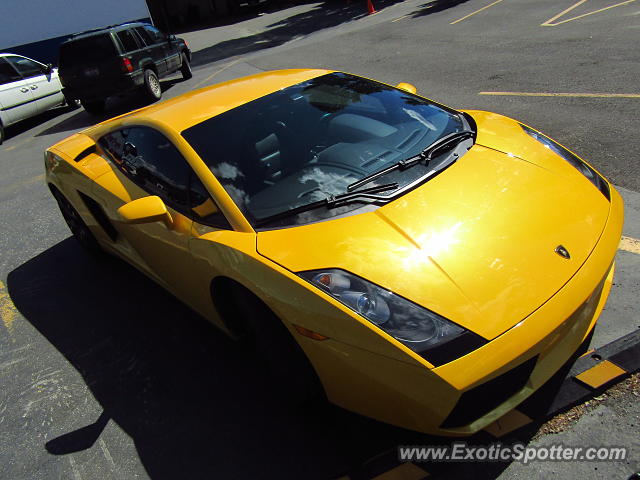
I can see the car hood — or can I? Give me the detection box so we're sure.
[256,112,612,340]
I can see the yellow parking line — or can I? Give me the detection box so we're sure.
[0,281,18,336]
[542,0,636,26]
[478,91,640,98]
[392,13,412,22]
[0,173,45,197]
[193,57,244,89]
[3,135,35,152]
[620,236,640,255]
[450,0,504,25]
[541,0,589,26]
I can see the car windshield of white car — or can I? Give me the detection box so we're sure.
[182,72,468,228]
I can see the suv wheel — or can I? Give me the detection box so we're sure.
[63,92,81,110]
[180,53,192,80]
[81,99,106,115]
[143,69,162,101]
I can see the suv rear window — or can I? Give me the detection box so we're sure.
[59,34,117,68]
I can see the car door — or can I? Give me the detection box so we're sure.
[143,25,176,74]
[5,55,63,114]
[165,34,183,73]
[0,57,36,124]
[91,126,230,314]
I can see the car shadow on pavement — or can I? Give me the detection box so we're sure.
[7,238,588,479]
[34,79,182,138]
[7,238,423,479]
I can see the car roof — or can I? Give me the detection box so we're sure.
[84,68,334,135]
[61,22,148,42]
[0,53,45,64]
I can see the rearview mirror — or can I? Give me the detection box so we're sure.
[396,82,417,94]
[117,196,173,228]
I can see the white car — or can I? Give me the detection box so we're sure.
[0,53,71,144]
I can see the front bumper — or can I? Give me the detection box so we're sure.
[298,186,623,436]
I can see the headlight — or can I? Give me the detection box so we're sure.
[520,124,610,200]
[298,269,486,366]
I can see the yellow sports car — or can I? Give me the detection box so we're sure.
[45,69,623,436]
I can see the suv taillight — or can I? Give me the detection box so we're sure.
[121,57,133,73]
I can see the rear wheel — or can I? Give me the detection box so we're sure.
[53,190,101,254]
[180,53,192,80]
[81,99,106,115]
[143,69,162,102]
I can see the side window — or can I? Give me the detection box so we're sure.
[0,58,22,84]
[99,127,231,229]
[189,173,232,229]
[134,27,153,46]
[143,25,166,44]
[5,56,43,79]
[116,29,140,53]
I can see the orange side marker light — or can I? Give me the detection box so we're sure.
[293,324,329,341]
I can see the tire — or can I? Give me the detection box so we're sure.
[63,92,80,110]
[180,53,192,80]
[81,99,106,115]
[143,69,162,102]
[53,190,101,254]
[227,285,323,405]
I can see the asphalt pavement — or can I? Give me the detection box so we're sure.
[1,0,639,478]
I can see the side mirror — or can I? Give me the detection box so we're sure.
[167,34,176,42]
[396,82,417,94]
[117,196,173,228]
[44,63,53,74]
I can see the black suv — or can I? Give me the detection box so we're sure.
[58,23,191,114]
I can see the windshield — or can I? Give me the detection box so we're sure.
[182,72,468,228]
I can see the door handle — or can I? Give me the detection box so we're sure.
[20,87,29,93]
[30,85,38,90]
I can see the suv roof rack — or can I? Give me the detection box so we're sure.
[68,22,145,39]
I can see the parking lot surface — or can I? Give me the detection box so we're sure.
[1,0,639,478]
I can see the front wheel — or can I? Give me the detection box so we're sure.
[180,53,192,80]
[229,287,323,406]
[143,69,162,102]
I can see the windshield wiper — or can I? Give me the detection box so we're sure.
[347,130,474,192]
[254,182,399,227]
